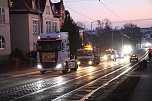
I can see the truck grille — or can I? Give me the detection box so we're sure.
[41,63,56,69]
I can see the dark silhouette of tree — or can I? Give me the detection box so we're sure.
[61,10,81,57]
[121,23,142,48]
[95,19,112,51]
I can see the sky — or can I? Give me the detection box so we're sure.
[51,0,152,29]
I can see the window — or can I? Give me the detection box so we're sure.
[52,21,57,32]
[46,6,50,14]
[32,19,39,34]
[0,8,5,23]
[46,21,51,32]
[0,36,5,50]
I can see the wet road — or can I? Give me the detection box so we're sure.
[0,49,147,101]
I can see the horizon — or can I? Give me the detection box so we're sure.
[51,0,152,29]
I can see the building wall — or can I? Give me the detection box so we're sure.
[28,14,39,51]
[10,14,29,54]
[0,0,11,62]
[42,0,60,33]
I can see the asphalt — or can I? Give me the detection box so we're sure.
[128,61,152,101]
[0,58,152,101]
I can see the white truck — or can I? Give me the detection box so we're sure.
[36,32,78,74]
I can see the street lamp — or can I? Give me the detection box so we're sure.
[90,20,101,47]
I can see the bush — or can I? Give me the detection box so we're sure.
[10,48,24,59]
[26,51,37,59]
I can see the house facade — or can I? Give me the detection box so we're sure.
[10,0,63,55]
[0,0,11,63]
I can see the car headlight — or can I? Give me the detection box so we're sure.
[77,61,81,65]
[37,64,42,69]
[103,55,108,60]
[88,61,93,65]
[111,55,114,59]
[56,64,62,69]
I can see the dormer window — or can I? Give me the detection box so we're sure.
[46,6,50,14]
[0,8,5,23]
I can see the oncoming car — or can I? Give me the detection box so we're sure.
[103,49,117,61]
[130,54,139,63]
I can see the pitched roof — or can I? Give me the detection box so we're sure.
[52,0,64,17]
[10,0,46,14]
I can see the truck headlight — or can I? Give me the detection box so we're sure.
[77,61,81,65]
[103,55,108,60]
[37,64,42,69]
[111,55,114,59]
[88,61,93,65]
[56,64,62,69]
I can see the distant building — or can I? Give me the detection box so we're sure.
[9,0,63,54]
[140,27,152,34]
[0,0,11,63]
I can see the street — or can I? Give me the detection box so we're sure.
[0,49,147,101]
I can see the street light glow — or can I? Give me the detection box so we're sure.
[122,45,133,55]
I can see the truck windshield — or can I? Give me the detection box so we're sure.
[77,50,93,56]
[37,40,61,52]
[106,51,116,54]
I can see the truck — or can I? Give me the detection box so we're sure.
[77,45,100,65]
[36,32,78,74]
[103,49,118,61]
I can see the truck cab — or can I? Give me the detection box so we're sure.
[77,45,100,65]
[36,32,78,74]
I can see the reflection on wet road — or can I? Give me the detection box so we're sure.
[0,50,147,101]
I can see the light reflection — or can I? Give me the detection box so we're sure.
[120,58,125,63]
[110,61,115,67]
[35,80,43,90]
[54,77,65,85]
[102,62,109,69]
[86,66,95,74]
[53,77,68,93]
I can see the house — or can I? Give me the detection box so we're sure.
[0,0,11,63]
[9,0,62,55]
[52,0,65,28]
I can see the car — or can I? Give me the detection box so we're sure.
[103,49,117,61]
[130,54,138,63]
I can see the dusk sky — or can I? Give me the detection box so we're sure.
[51,0,152,29]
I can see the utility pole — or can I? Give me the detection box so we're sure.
[112,30,114,49]
[38,0,41,35]
[90,20,101,48]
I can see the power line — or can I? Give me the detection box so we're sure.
[113,18,152,24]
[99,0,122,20]
[53,0,95,21]
[65,6,95,21]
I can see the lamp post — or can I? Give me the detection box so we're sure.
[120,31,130,49]
[90,20,101,47]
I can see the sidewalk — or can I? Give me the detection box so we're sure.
[0,60,37,74]
[128,62,152,101]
